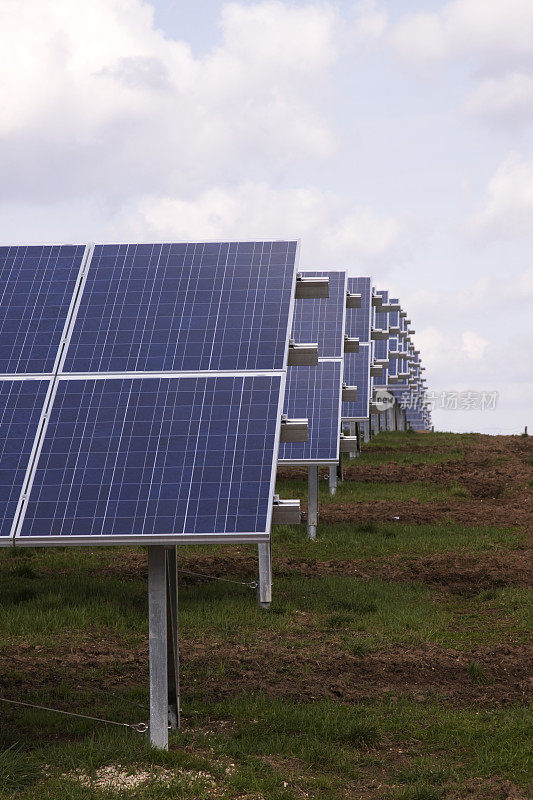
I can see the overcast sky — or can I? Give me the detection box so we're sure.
[1,0,531,433]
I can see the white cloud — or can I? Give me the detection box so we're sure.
[461,330,488,360]
[414,326,448,365]
[0,0,340,204]
[350,0,388,43]
[514,265,533,297]
[390,0,533,126]
[472,153,533,238]
[322,208,400,258]
[391,0,533,65]
[465,72,533,126]
[112,182,401,263]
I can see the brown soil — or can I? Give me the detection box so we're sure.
[93,547,533,595]
[2,637,530,709]
[275,550,533,594]
[280,435,533,528]
[315,498,531,527]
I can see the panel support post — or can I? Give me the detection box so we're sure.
[307,465,319,540]
[257,542,272,609]
[328,465,337,496]
[336,446,343,484]
[355,422,362,457]
[165,546,180,730]
[148,546,168,750]
[348,421,357,459]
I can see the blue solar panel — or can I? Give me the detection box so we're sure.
[0,380,49,541]
[290,271,346,358]
[17,374,281,544]
[278,361,342,463]
[373,290,389,389]
[345,277,372,342]
[0,245,86,374]
[389,297,400,330]
[342,345,371,420]
[63,241,297,373]
[374,290,389,334]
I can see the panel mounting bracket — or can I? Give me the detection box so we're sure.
[342,383,357,402]
[279,415,309,443]
[271,495,301,525]
[346,291,362,309]
[343,335,359,353]
[294,274,329,299]
[339,434,358,452]
[288,340,319,366]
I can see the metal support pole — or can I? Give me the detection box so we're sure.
[363,419,370,443]
[355,422,362,456]
[348,421,357,459]
[337,445,343,484]
[165,546,180,730]
[148,546,168,750]
[307,465,319,540]
[328,465,337,495]
[257,542,272,609]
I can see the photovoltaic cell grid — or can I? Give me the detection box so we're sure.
[0,380,50,539]
[63,241,297,373]
[290,271,347,358]
[345,277,372,342]
[342,345,371,420]
[278,362,342,463]
[373,290,389,388]
[0,245,86,374]
[19,374,282,544]
[389,298,400,330]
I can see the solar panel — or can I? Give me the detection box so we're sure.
[345,277,372,342]
[373,290,389,388]
[0,379,50,543]
[290,271,346,358]
[17,374,282,545]
[342,345,371,420]
[63,241,297,373]
[278,361,342,464]
[0,245,87,374]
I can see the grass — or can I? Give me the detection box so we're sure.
[349,447,465,466]
[276,477,467,504]
[272,521,526,559]
[0,431,530,799]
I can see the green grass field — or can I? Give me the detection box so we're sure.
[0,432,531,799]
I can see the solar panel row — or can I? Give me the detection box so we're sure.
[0,241,301,547]
[279,271,346,465]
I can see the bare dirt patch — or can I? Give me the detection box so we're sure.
[93,548,532,595]
[316,497,532,527]
[185,638,533,707]
[1,637,531,710]
[275,549,533,595]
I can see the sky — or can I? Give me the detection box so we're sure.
[1,0,531,434]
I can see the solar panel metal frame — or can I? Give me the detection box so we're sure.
[0,377,54,546]
[15,371,286,546]
[345,277,372,343]
[278,360,343,466]
[341,343,372,421]
[63,241,298,375]
[372,289,390,389]
[0,244,91,378]
[6,240,300,547]
[278,270,346,466]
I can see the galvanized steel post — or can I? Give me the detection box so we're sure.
[307,465,319,540]
[148,546,168,750]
